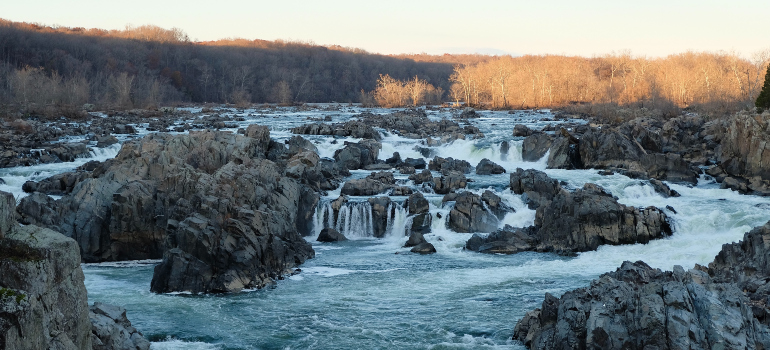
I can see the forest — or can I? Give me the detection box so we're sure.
[0,18,767,118]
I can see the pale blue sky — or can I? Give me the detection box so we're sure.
[4,0,769,57]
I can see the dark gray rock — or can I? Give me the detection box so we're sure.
[366,171,396,185]
[340,178,391,196]
[649,179,681,198]
[317,228,347,242]
[641,153,699,184]
[291,120,382,141]
[410,242,436,254]
[475,158,506,175]
[368,197,392,238]
[481,190,513,220]
[458,107,478,119]
[22,171,92,195]
[429,156,472,174]
[403,231,427,247]
[407,192,431,234]
[513,124,534,137]
[546,137,582,170]
[433,171,468,195]
[535,183,672,253]
[448,192,499,233]
[509,168,563,209]
[409,169,434,185]
[333,140,381,171]
[403,157,427,169]
[465,225,538,254]
[522,133,554,161]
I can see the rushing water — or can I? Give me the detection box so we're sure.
[2,106,769,349]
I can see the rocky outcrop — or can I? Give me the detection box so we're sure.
[89,302,150,350]
[465,225,538,254]
[546,136,583,169]
[514,261,770,349]
[333,140,381,171]
[475,158,506,175]
[0,208,92,349]
[18,127,317,294]
[709,221,770,309]
[715,113,770,195]
[22,171,92,195]
[410,242,437,254]
[317,228,347,242]
[368,196,392,238]
[0,191,14,239]
[429,156,472,174]
[513,124,534,137]
[359,109,484,140]
[433,171,468,195]
[291,120,382,141]
[447,192,499,233]
[535,183,671,253]
[409,169,434,185]
[649,179,680,198]
[481,190,513,220]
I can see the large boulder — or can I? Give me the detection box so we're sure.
[579,128,647,170]
[513,124,534,137]
[476,158,506,175]
[429,156,472,174]
[546,137,582,170]
[514,261,770,349]
[481,190,513,220]
[368,196,392,238]
[640,153,699,184]
[333,139,381,171]
[716,113,770,194]
[359,109,484,140]
[317,228,347,242]
[509,168,563,209]
[522,133,554,161]
[407,192,431,234]
[447,192,499,233]
[340,178,391,196]
[709,221,770,305]
[433,171,468,195]
[535,183,672,253]
[465,225,538,254]
[291,120,381,141]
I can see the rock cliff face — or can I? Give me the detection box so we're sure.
[1,191,92,349]
[18,126,318,293]
[715,113,770,195]
[514,261,770,350]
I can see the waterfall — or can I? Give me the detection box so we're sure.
[313,201,375,238]
[386,203,409,237]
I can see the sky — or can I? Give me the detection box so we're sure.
[4,0,769,58]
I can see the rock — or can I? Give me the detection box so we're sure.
[403,157,427,169]
[0,214,92,349]
[522,133,553,161]
[22,171,92,195]
[641,153,699,184]
[359,109,484,140]
[333,140,381,171]
[475,158,506,175]
[291,120,382,141]
[385,152,402,166]
[722,176,750,193]
[95,134,119,148]
[366,171,396,185]
[448,192,499,233]
[579,128,647,170]
[649,179,680,198]
[481,190,513,220]
[340,178,391,196]
[286,135,318,155]
[368,197,392,238]
[709,221,770,302]
[546,137,582,169]
[0,191,15,239]
[48,142,91,162]
[429,156,472,174]
[407,192,431,234]
[509,168,563,209]
[89,302,150,350]
[398,166,416,174]
[433,171,467,194]
[363,163,392,170]
[392,186,413,196]
[317,228,347,242]
[465,225,538,254]
[403,231,427,247]
[535,183,672,253]
[410,242,436,254]
[513,124,534,137]
[409,169,434,186]
[514,261,770,350]
[17,129,317,294]
[458,107,478,119]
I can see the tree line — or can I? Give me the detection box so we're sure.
[448,51,770,115]
[0,19,456,117]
